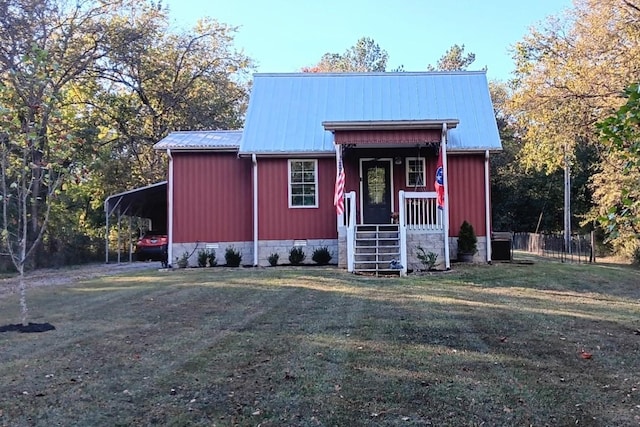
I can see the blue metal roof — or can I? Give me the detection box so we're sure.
[239,71,501,155]
[154,130,242,151]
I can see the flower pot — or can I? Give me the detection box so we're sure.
[458,252,475,263]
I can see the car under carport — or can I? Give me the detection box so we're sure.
[104,181,167,263]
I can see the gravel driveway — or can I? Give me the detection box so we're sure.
[0,262,160,299]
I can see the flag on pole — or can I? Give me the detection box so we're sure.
[435,144,445,210]
[334,157,345,216]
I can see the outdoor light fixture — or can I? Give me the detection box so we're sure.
[394,157,403,165]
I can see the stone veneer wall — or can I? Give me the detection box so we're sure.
[172,239,338,268]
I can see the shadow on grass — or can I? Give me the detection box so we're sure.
[0,322,55,333]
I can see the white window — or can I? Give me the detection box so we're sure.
[406,157,426,187]
[288,159,318,208]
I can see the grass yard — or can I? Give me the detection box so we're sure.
[0,258,639,426]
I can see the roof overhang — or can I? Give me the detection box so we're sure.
[322,119,459,132]
[238,151,336,158]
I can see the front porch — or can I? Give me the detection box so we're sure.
[338,191,449,275]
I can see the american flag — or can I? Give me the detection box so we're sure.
[333,157,345,216]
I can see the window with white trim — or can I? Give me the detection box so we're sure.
[406,157,426,187]
[288,159,318,207]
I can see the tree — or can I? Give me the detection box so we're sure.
[0,0,253,322]
[506,0,640,250]
[0,0,127,324]
[302,37,388,72]
[594,83,640,258]
[427,44,476,71]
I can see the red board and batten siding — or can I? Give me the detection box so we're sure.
[172,152,253,243]
[257,158,337,240]
[447,154,488,237]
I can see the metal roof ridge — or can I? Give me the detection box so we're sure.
[253,70,488,78]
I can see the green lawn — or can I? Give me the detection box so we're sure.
[1,259,639,426]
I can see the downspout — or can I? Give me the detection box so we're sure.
[167,149,174,266]
[484,150,492,264]
[442,123,451,270]
[252,153,258,266]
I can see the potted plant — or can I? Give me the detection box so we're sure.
[457,220,477,262]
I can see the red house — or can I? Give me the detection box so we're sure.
[153,71,502,274]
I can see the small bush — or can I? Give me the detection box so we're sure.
[416,246,438,271]
[208,250,217,267]
[458,220,478,255]
[176,252,189,268]
[225,246,242,267]
[288,247,306,265]
[197,249,209,268]
[267,252,279,266]
[311,246,332,265]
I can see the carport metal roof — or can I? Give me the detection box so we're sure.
[105,181,167,226]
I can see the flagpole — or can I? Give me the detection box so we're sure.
[442,123,451,270]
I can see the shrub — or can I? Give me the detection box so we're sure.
[176,252,189,268]
[288,247,306,265]
[267,252,279,266]
[311,246,332,265]
[457,220,478,255]
[225,246,242,267]
[197,249,209,268]
[416,246,438,271]
[208,250,217,267]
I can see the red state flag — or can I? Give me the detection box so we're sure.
[435,145,445,209]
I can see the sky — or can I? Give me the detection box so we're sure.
[162,0,574,81]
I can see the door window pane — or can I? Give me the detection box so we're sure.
[367,167,386,205]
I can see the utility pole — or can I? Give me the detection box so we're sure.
[564,145,571,255]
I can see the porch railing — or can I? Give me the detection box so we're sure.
[399,191,442,231]
[344,191,356,272]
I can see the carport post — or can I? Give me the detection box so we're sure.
[117,206,121,264]
[128,216,133,263]
[105,200,109,263]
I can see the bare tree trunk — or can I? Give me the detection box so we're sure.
[19,266,28,326]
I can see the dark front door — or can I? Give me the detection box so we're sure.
[362,160,392,224]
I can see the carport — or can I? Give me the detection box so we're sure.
[104,181,167,263]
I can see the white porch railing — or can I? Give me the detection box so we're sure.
[398,190,443,275]
[399,190,443,231]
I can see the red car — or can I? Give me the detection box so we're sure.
[135,230,168,265]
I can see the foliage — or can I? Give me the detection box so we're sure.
[311,247,332,265]
[427,44,476,71]
[457,221,478,255]
[288,247,306,265]
[224,246,242,267]
[0,0,254,285]
[594,83,640,257]
[502,0,640,250]
[302,37,388,72]
[176,252,189,268]
[208,250,217,267]
[416,246,438,270]
[197,250,209,268]
[267,252,279,267]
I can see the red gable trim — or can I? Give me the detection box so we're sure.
[334,129,441,144]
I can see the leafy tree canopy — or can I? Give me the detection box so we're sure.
[302,37,388,72]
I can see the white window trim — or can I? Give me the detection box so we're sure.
[288,159,318,208]
[405,157,426,187]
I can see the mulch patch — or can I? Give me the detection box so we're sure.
[0,322,56,333]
